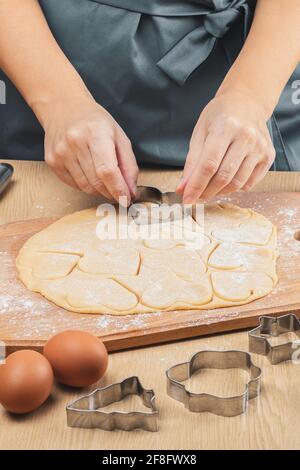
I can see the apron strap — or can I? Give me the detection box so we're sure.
[157,5,249,85]
[94,0,253,86]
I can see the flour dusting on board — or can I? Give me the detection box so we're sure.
[221,195,300,255]
[0,249,163,338]
[1,193,300,343]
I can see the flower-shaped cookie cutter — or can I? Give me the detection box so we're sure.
[166,350,261,417]
[66,376,158,432]
[249,313,300,364]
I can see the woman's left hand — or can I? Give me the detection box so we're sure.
[177,89,276,203]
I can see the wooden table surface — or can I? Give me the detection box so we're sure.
[1,160,300,450]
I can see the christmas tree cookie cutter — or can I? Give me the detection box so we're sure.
[66,376,158,432]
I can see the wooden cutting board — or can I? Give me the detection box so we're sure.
[1,192,300,354]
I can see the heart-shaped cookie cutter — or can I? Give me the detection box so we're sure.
[131,185,191,224]
[134,186,184,205]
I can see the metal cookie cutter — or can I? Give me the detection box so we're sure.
[131,185,191,224]
[166,350,261,417]
[66,376,158,432]
[249,313,300,365]
[134,185,183,205]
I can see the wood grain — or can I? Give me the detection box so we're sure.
[1,160,300,450]
[1,192,300,353]
[1,160,300,225]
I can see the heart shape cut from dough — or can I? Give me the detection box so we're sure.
[141,272,212,309]
[78,247,140,275]
[209,243,274,270]
[211,271,273,302]
[142,246,206,281]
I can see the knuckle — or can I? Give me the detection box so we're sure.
[230,178,243,190]
[86,122,101,138]
[66,127,85,145]
[83,184,92,193]
[96,164,115,179]
[76,175,88,188]
[240,127,256,145]
[53,140,69,159]
[91,179,105,190]
[202,158,219,175]
[82,185,92,193]
[223,115,239,131]
[88,120,113,140]
[210,115,240,136]
[215,169,232,185]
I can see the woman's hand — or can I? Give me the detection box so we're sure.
[43,97,138,203]
[0,0,139,203]
[177,89,276,203]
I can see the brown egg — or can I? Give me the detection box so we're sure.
[0,350,54,414]
[43,330,108,387]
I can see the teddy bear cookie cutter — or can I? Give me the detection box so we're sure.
[166,350,262,417]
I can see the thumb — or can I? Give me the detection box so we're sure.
[116,135,139,199]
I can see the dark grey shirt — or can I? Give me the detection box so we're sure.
[0,0,299,170]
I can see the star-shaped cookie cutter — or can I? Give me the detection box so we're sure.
[249,313,300,364]
[66,376,158,432]
[166,350,261,417]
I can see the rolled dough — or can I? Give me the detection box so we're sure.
[16,203,278,315]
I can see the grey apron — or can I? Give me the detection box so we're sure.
[0,0,299,170]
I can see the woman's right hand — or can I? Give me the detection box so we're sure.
[42,97,138,203]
